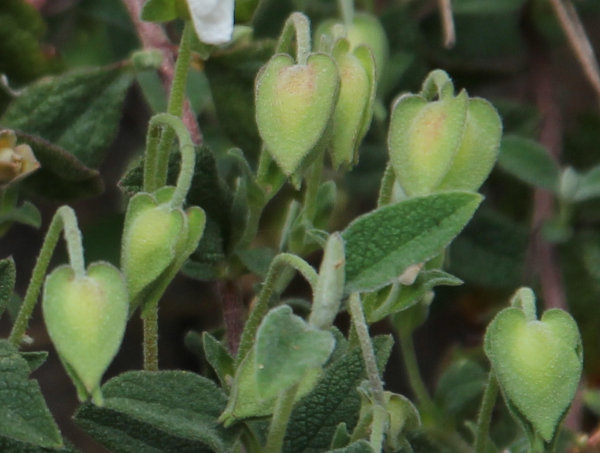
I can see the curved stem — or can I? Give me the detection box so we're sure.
[236,253,318,365]
[143,305,159,371]
[399,331,435,414]
[370,405,388,452]
[276,12,312,65]
[377,162,395,207]
[148,113,196,208]
[264,383,300,453]
[59,206,85,278]
[153,22,195,191]
[348,293,385,405]
[338,0,354,28]
[9,206,84,345]
[474,372,498,453]
[303,156,323,223]
[143,118,162,192]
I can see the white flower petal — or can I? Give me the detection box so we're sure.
[187,0,234,45]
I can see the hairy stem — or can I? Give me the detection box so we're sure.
[474,372,498,453]
[348,293,385,405]
[121,0,201,143]
[154,22,195,190]
[264,383,300,453]
[142,305,159,371]
[236,253,318,365]
[399,332,435,414]
[147,113,196,207]
[9,206,84,345]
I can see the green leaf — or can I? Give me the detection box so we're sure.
[583,390,600,417]
[235,247,275,278]
[0,201,41,229]
[435,359,487,415]
[342,192,482,293]
[497,135,559,192]
[364,270,462,323]
[0,340,62,449]
[255,305,335,400]
[574,165,600,202]
[20,351,49,373]
[329,440,374,452]
[452,0,526,15]
[14,132,103,201]
[205,39,275,158]
[74,370,237,453]
[0,256,15,319]
[0,0,59,84]
[448,209,528,289]
[141,0,179,22]
[2,64,134,168]
[202,332,235,390]
[283,335,394,453]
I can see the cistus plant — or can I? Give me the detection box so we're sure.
[1,0,600,452]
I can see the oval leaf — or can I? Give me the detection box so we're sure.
[342,191,482,293]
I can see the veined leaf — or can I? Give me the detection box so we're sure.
[342,192,482,293]
[74,370,237,453]
[0,340,62,449]
[2,64,133,168]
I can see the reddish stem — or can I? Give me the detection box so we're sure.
[218,281,244,355]
[121,0,202,144]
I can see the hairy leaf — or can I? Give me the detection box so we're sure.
[283,335,394,453]
[74,370,237,453]
[2,64,133,168]
[0,340,62,449]
[342,192,482,293]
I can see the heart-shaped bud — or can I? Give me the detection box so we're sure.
[436,98,502,192]
[255,53,339,176]
[121,188,187,310]
[43,262,128,404]
[388,88,468,196]
[484,301,583,442]
[329,40,376,169]
[316,12,389,81]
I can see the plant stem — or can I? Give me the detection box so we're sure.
[236,253,318,366]
[370,405,388,452]
[348,292,385,405]
[143,116,162,192]
[147,113,196,207]
[303,156,323,223]
[142,305,159,371]
[276,12,311,65]
[60,206,85,278]
[153,22,194,191]
[399,332,435,414]
[338,0,354,28]
[474,372,498,453]
[9,206,83,345]
[377,162,395,207]
[264,383,300,453]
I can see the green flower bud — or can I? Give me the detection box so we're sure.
[389,89,468,196]
[121,188,186,310]
[255,53,339,176]
[329,39,376,169]
[121,187,205,313]
[484,289,583,443]
[43,262,128,405]
[388,70,501,196]
[316,12,389,81]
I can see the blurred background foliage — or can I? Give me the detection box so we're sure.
[1,0,600,450]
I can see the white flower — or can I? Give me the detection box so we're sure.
[187,0,234,45]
